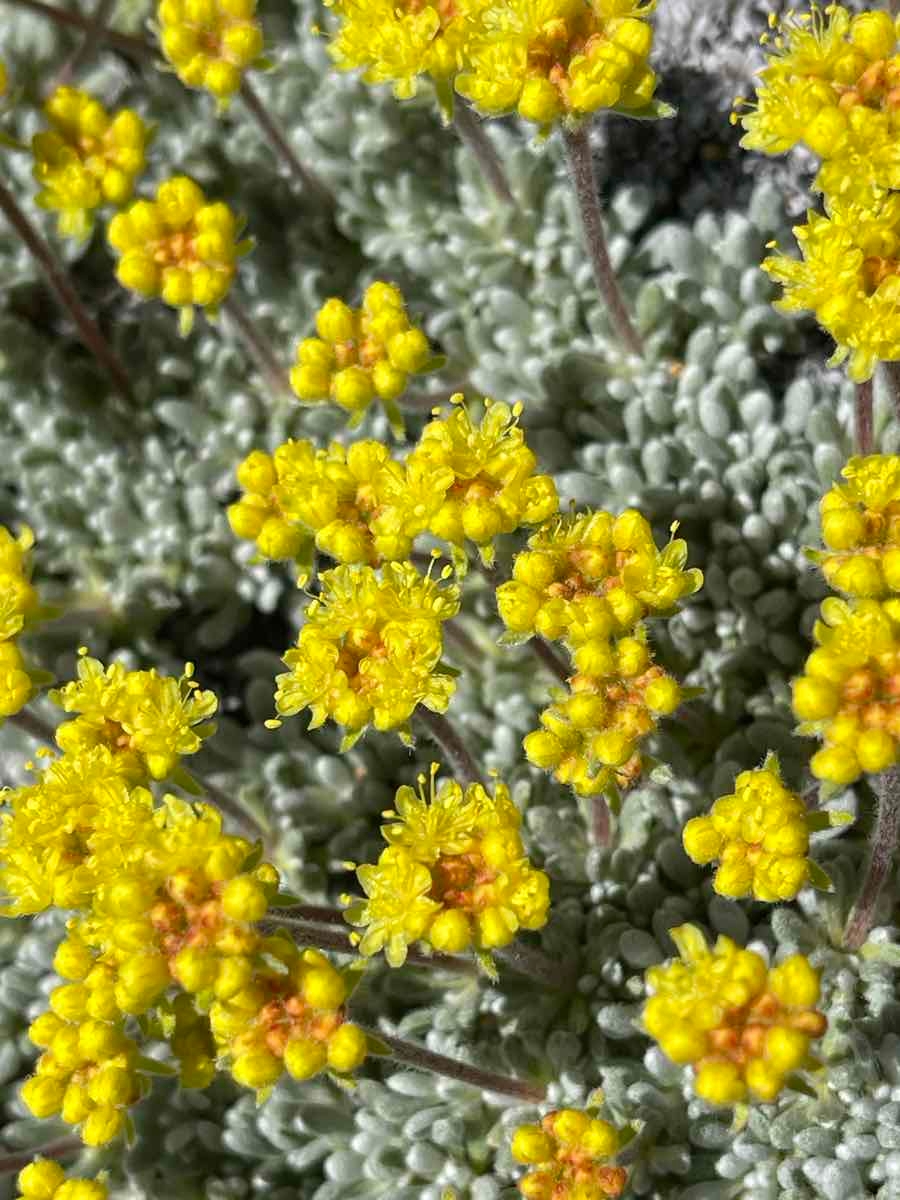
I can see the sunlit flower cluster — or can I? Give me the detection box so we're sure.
[0,525,45,719]
[682,758,815,901]
[17,1163,107,1200]
[31,86,150,240]
[511,1109,627,1200]
[736,6,900,205]
[273,562,460,748]
[643,924,827,1106]
[815,454,900,594]
[343,766,550,965]
[290,283,439,433]
[457,0,660,130]
[108,175,250,332]
[157,0,265,102]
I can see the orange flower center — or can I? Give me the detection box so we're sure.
[700,990,826,1071]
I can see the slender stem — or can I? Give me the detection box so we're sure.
[359,1027,546,1102]
[54,0,117,84]
[590,795,612,848]
[0,1138,80,1178]
[222,294,292,399]
[844,768,900,950]
[3,0,153,61]
[530,637,570,684]
[882,361,900,424]
[415,707,484,787]
[0,176,133,401]
[855,378,874,455]
[264,914,479,975]
[192,773,265,837]
[561,123,643,357]
[238,79,333,211]
[269,903,348,925]
[495,941,578,992]
[452,102,516,208]
[9,708,57,745]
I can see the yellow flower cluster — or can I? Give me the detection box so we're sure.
[643,924,827,1106]
[327,0,487,111]
[792,596,900,785]
[736,7,900,205]
[815,454,900,595]
[497,509,702,644]
[227,439,446,579]
[273,562,460,748]
[108,175,250,332]
[511,1109,627,1200]
[17,1163,106,1200]
[682,758,813,901]
[31,86,149,240]
[157,0,265,102]
[457,0,660,130]
[523,631,682,799]
[762,196,900,383]
[343,766,550,965]
[0,525,45,719]
[291,283,438,432]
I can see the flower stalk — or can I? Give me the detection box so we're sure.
[415,707,484,786]
[0,1139,79,1178]
[238,79,333,212]
[222,294,292,399]
[561,123,643,357]
[844,767,900,950]
[53,0,116,85]
[855,378,874,455]
[452,100,516,208]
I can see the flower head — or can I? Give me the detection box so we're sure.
[792,596,900,785]
[815,454,900,595]
[762,194,900,383]
[343,766,550,964]
[49,652,218,782]
[457,0,660,130]
[643,924,827,1105]
[511,1109,627,1200]
[157,0,265,102]
[0,524,39,641]
[497,508,701,644]
[683,758,813,901]
[31,87,149,240]
[524,629,682,799]
[408,395,558,566]
[290,282,439,434]
[273,562,459,748]
[17,1163,107,1200]
[736,6,900,204]
[107,176,250,332]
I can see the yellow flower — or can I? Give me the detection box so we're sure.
[31,87,149,241]
[0,524,40,641]
[343,766,550,964]
[49,652,218,782]
[290,282,439,434]
[408,395,559,567]
[511,1109,627,1200]
[457,0,659,130]
[273,562,459,748]
[682,757,813,902]
[157,0,265,102]
[736,6,900,205]
[523,629,682,800]
[497,508,701,644]
[643,924,827,1105]
[107,176,250,333]
[227,443,316,575]
[814,455,900,595]
[792,596,900,786]
[326,0,487,111]
[762,194,900,383]
[17,1163,107,1200]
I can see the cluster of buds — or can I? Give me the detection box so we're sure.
[108,175,250,332]
[342,766,550,965]
[157,0,265,103]
[643,925,827,1105]
[16,1163,106,1200]
[290,284,439,432]
[511,1109,627,1200]
[0,525,47,719]
[31,86,150,240]
[815,455,900,596]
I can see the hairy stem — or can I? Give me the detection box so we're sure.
[9,708,57,745]
[882,360,900,423]
[561,123,643,357]
[192,773,266,838]
[263,914,479,975]
[54,0,116,84]
[452,102,516,208]
[359,1027,546,1101]
[5,0,152,61]
[495,941,578,992]
[530,637,570,684]
[0,1139,80,1178]
[415,707,484,787]
[855,378,874,455]
[590,796,612,848]
[844,767,900,950]
[222,294,292,399]
[239,79,333,211]
[0,177,133,401]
